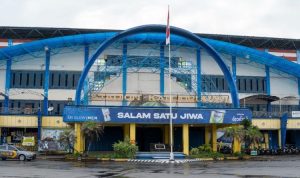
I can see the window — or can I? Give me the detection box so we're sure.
[26,73,29,86]
[65,74,68,87]
[33,73,36,86]
[0,145,6,150]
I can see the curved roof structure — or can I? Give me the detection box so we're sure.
[0,25,300,78]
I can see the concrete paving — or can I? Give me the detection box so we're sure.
[0,155,300,177]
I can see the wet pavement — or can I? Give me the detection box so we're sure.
[0,155,300,178]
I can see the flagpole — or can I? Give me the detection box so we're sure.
[169,36,174,161]
[166,5,174,162]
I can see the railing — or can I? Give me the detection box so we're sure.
[252,111,294,118]
[0,107,59,116]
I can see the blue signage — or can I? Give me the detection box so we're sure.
[63,106,252,124]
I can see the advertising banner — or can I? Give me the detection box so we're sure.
[22,137,35,146]
[63,106,252,124]
[38,129,65,151]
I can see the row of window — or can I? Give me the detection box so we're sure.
[10,70,267,93]
[11,71,81,89]
[173,74,266,93]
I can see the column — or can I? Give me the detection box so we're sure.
[264,133,269,149]
[278,129,282,149]
[83,45,89,105]
[122,43,128,106]
[205,126,211,145]
[183,124,189,155]
[160,44,165,96]
[4,58,11,113]
[233,136,241,153]
[265,65,271,112]
[196,48,202,107]
[232,56,237,83]
[123,124,130,140]
[211,125,217,152]
[129,123,136,144]
[74,123,84,153]
[164,125,170,145]
[43,47,50,115]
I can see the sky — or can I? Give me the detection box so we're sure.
[0,0,299,39]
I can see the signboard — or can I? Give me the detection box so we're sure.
[22,137,35,146]
[90,93,229,103]
[63,106,252,124]
[292,111,300,118]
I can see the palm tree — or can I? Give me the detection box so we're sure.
[58,129,76,153]
[222,126,244,153]
[81,121,104,155]
[223,120,263,152]
[244,126,263,149]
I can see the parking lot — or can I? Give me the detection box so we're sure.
[0,155,300,178]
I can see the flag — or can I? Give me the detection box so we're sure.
[166,6,170,45]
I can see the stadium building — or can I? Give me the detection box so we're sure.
[0,25,299,155]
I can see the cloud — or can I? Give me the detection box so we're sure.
[0,0,299,38]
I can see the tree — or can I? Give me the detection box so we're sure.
[58,129,76,153]
[244,126,263,149]
[222,119,263,152]
[222,126,243,152]
[81,121,104,155]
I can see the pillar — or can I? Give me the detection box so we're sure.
[43,47,50,115]
[205,126,210,145]
[264,133,269,149]
[74,123,84,153]
[278,129,282,149]
[122,43,128,106]
[233,136,241,153]
[211,125,217,152]
[4,58,11,113]
[196,48,201,107]
[123,124,130,140]
[83,45,89,105]
[232,56,237,83]
[129,123,136,144]
[183,124,189,155]
[265,65,271,112]
[164,125,170,145]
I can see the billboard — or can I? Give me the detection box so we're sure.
[63,106,251,124]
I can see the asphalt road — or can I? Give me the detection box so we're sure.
[0,156,300,178]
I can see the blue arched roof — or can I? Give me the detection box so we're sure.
[0,29,300,78]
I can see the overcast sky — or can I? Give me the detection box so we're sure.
[0,0,299,39]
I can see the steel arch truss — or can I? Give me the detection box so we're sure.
[75,25,240,107]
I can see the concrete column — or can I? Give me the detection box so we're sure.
[123,124,130,140]
[164,125,170,145]
[205,126,211,145]
[264,133,269,149]
[233,136,241,153]
[278,129,282,149]
[183,124,189,155]
[74,123,84,153]
[129,123,136,144]
[211,125,217,152]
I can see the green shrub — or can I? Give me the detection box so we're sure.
[113,137,138,158]
[190,148,199,155]
[198,144,212,153]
